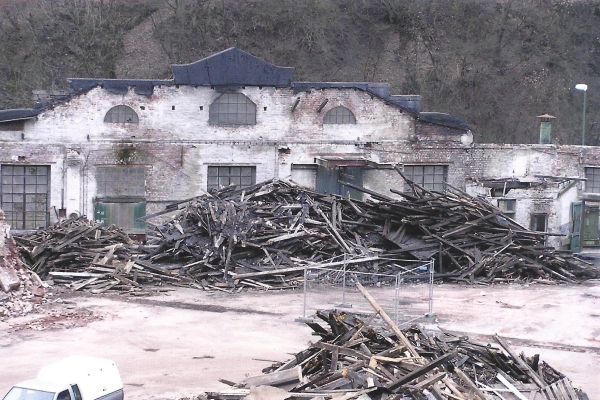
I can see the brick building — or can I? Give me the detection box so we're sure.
[0,48,598,251]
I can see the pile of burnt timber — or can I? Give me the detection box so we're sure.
[14,216,185,294]
[210,283,586,400]
[143,175,596,287]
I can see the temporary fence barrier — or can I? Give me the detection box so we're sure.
[297,255,434,326]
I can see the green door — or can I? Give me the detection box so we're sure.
[94,201,146,231]
[584,205,600,247]
[571,202,582,252]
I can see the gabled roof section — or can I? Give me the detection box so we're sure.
[0,109,39,123]
[171,47,294,87]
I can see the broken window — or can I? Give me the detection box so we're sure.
[94,167,146,232]
[585,167,600,193]
[498,199,516,219]
[0,165,49,229]
[207,166,256,191]
[209,93,256,125]
[104,105,139,123]
[403,165,447,192]
[324,106,356,124]
[530,213,547,232]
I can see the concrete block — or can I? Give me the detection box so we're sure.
[0,265,20,292]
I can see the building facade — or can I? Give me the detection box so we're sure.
[0,48,598,252]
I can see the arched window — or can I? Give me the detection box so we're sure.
[324,106,356,124]
[104,105,139,123]
[209,93,256,125]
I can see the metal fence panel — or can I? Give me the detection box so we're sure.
[297,257,434,326]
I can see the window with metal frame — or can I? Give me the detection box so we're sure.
[403,165,447,192]
[498,199,517,219]
[585,167,600,193]
[209,93,256,125]
[207,166,256,191]
[0,165,49,229]
[104,105,139,123]
[324,106,356,124]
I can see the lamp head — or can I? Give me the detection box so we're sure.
[575,84,588,91]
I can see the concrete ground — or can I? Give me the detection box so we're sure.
[0,282,599,399]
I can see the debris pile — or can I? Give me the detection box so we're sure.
[0,211,48,320]
[143,176,596,287]
[14,216,188,295]
[210,282,586,400]
[13,173,599,295]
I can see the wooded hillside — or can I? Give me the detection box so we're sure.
[0,0,598,145]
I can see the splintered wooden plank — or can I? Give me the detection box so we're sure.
[385,351,458,391]
[49,271,106,278]
[355,281,421,359]
[71,277,99,291]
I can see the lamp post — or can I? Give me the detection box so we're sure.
[575,83,588,146]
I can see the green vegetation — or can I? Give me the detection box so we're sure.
[0,0,598,144]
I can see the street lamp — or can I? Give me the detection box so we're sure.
[575,83,588,146]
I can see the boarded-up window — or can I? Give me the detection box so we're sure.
[95,166,145,231]
[403,165,447,192]
[96,167,145,197]
[209,93,256,125]
[0,165,49,229]
[585,167,600,193]
[207,166,255,191]
[324,106,356,124]
[104,105,139,123]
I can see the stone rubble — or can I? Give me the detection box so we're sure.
[0,210,50,321]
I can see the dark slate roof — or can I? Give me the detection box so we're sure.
[418,112,470,130]
[8,48,467,131]
[0,108,39,123]
[171,47,294,87]
[68,79,170,97]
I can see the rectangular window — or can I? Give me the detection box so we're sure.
[207,166,256,191]
[1,165,49,229]
[96,166,145,197]
[530,213,547,232]
[498,199,516,219]
[585,167,600,193]
[403,165,447,192]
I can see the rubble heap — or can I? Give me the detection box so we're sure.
[210,283,586,400]
[14,216,186,295]
[0,211,47,320]
[13,174,599,295]
[143,176,596,287]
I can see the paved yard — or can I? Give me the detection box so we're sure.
[1,282,599,399]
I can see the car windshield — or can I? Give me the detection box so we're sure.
[3,387,55,400]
